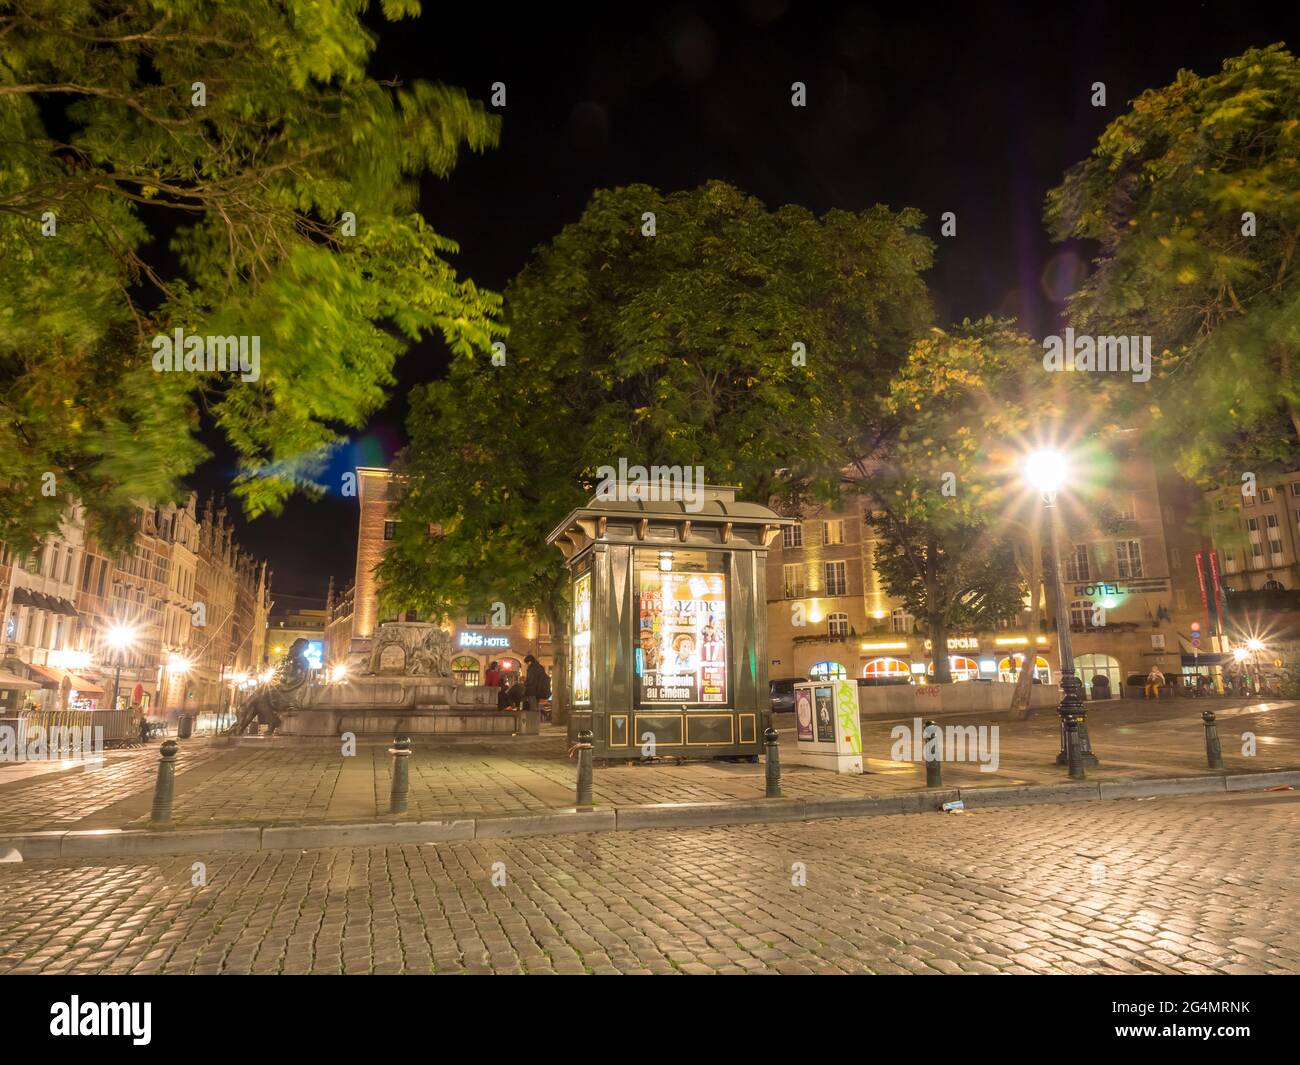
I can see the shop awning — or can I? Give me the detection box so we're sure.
[1181,653,1228,666]
[0,670,39,691]
[9,587,79,616]
[23,664,101,692]
[25,663,63,688]
[67,673,104,695]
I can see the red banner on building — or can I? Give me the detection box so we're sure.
[1194,552,1212,634]
[1208,550,1227,635]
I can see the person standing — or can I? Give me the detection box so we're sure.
[523,654,549,719]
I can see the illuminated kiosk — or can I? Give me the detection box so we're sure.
[547,483,794,761]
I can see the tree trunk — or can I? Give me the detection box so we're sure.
[925,537,952,683]
[543,599,567,727]
[1009,522,1043,719]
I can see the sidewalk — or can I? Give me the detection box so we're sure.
[1,698,1295,846]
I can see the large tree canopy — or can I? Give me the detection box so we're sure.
[0,0,502,549]
[1046,43,1300,481]
[380,180,934,700]
[852,319,1052,681]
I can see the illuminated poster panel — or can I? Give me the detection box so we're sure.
[636,568,728,705]
[572,572,592,705]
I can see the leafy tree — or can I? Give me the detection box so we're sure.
[0,0,502,551]
[871,515,1026,683]
[847,319,1068,686]
[1046,43,1300,482]
[380,180,933,717]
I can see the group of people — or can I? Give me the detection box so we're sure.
[485,654,551,722]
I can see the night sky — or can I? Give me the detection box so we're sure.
[197,0,1299,606]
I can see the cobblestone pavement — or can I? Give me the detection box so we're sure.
[0,791,1295,974]
[1,698,1296,832]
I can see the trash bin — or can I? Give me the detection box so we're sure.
[177,714,194,739]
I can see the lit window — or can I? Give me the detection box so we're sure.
[809,660,846,680]
[1115,540,1143,578]
[824,561,847,596]
[1070,599,1096,628]
[783,564,806,599]
[890,607,914,634]
[823,520,845,546]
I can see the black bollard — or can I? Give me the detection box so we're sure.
[1202,710,1224,770]
[1064,713,1085,780]
[763,727,782,798]
[389,735,411,814]
[923,719,942,787]
[575,729,594,807]
[150,739,179,824]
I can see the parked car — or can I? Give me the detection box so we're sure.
[769,677,807,712]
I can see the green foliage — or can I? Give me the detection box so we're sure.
[380,179,933,629]
[1046,44,1300,481]
[854,319,1052,676]
[0,0,501,550]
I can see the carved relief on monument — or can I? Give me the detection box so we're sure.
[367,622,453,677]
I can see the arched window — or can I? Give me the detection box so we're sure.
[890,608,914,634]
[498,657,522,676]
[863,657,910,679]
[827,612,849,638]
[1074,653,1121,699]
[809,660,846,680]
[998,654,1052,684]
[1069,599,1096,628]
[927,655,980,681]
[451,655,481,686]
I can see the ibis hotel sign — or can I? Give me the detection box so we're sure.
[458,631,510,650]
[1072,577,1169,599]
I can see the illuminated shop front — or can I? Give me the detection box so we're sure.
[861,656,911,683]
[548,484,792,759]
[998,653,1053,684]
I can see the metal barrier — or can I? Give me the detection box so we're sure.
[6,709,139,748]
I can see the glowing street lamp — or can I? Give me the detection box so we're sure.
[1023,449,1070,499]
[105,623,137,710]
[1022,447,1098,775]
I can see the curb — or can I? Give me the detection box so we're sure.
[2,770,1297,862]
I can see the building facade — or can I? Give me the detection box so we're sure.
[325,466,554,685]
[0,495,271,720]
[766,438,1209,698]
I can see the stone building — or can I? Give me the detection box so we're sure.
[766,434,1209,698]
[1,494,271,719]
[325,466,554,685]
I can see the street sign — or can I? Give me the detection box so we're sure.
[1190,630,1201,647]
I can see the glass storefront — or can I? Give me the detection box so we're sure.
[634,549,729,708]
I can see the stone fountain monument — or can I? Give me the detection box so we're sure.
[231,622,524,743]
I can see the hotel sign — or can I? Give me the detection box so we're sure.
[1072,578,1169,598]
[458,631,510,649]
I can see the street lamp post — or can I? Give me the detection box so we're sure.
[1024,449,1100,771]
[106,623,137,711]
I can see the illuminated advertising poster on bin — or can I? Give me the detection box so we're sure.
[637,570,728,705]
[572,572,592,705]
